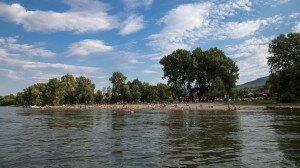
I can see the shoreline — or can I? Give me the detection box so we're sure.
[27,102,300,111]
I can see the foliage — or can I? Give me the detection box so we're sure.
[267,33,300,99]
[156,83,173,102]
[160,49,196,100]
[277,92,296,103]
[160,47,238,100]
[94,90,104,104]
[61,74,76,104]
[75,76,95,104]
[45,78,63,105]
[0,94,15,106]
[109,72,127,103]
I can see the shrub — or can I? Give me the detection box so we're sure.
[276,92,296,103]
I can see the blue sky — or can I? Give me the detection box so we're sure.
[0,0,299,95]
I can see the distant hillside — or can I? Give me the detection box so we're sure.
[237,76,268,88]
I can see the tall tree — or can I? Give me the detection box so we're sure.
[94,90,104,104]
[267,32,300,98]
[45,78,63,105]
[109,72,127,103]
[268,33,300,72]
[61,74,76,104]
[128,78,142,102]
[75,76,95,104]
[159,49,196,100]
[160,47,238,101]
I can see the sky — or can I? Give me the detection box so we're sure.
[0,0,299,95]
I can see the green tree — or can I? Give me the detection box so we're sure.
[160,49,196,100]
[15,92,25,106]
[0,94,15,106]
[61,74,76,104]
[103,86,112,103]
[45,78,63,105]
[156,83,172,102]
[141,83,160,102]
[268,33,300,72]
[267,33,300,99]
[198,48,238,95]
[204,77,226,100]
[75,76,95,104]
[94,90,104,104]
[121,84,132,102]
[128,78,142,102]
[109,72,127,103]
[160,47,238,101]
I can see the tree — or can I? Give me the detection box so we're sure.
[204,77,226,100]
[141,83,160,102]
[94,90,104,104]
[160,47,238,101]
[121,84,132,102]
[128,78,142,102]
[61,74,76,104]
[268,33,300,72]
[197,48,238,94]
[0,94,15,106]
[159,49,196,100]
[102,86,112,103]
[267,33,300,98]
[109,72,127,103]
[45,78,63,105]
[156,83,172,102]
[75,76,95,104]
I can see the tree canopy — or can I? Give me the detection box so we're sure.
[266,32,300,100]
[160,47,239,100]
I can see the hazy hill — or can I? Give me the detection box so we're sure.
[237,76,268,88]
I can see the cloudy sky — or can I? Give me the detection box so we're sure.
[0,0,299,95]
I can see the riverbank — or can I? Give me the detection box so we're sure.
[30,102,268,111]
[27,101,300,111]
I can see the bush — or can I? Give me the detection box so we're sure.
[276,92,296,103]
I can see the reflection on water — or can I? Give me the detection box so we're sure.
[160,110,242,167]
[0,107,299,167]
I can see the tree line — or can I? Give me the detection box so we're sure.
[0,73,173,106]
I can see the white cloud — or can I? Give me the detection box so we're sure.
[147,0,282,55]
[292,22,300,33]
[0,68,22,80]
[68,39,113,57]
[142,70,158,74]
[0,49,100,73]
[0,37,54,57]
[119,14,145,35]
[220,16,282,39]
[147,0,255,54]
[148,2,211,54]
[0,1,118,33]
[226,36,273,84]
[31,72,61,82]
[122,0,153,9]
[289,12,300,19]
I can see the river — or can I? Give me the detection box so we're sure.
[0,107,299,167]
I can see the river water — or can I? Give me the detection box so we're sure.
[0,107,299,167]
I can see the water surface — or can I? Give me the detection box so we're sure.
[0,107,299,167]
